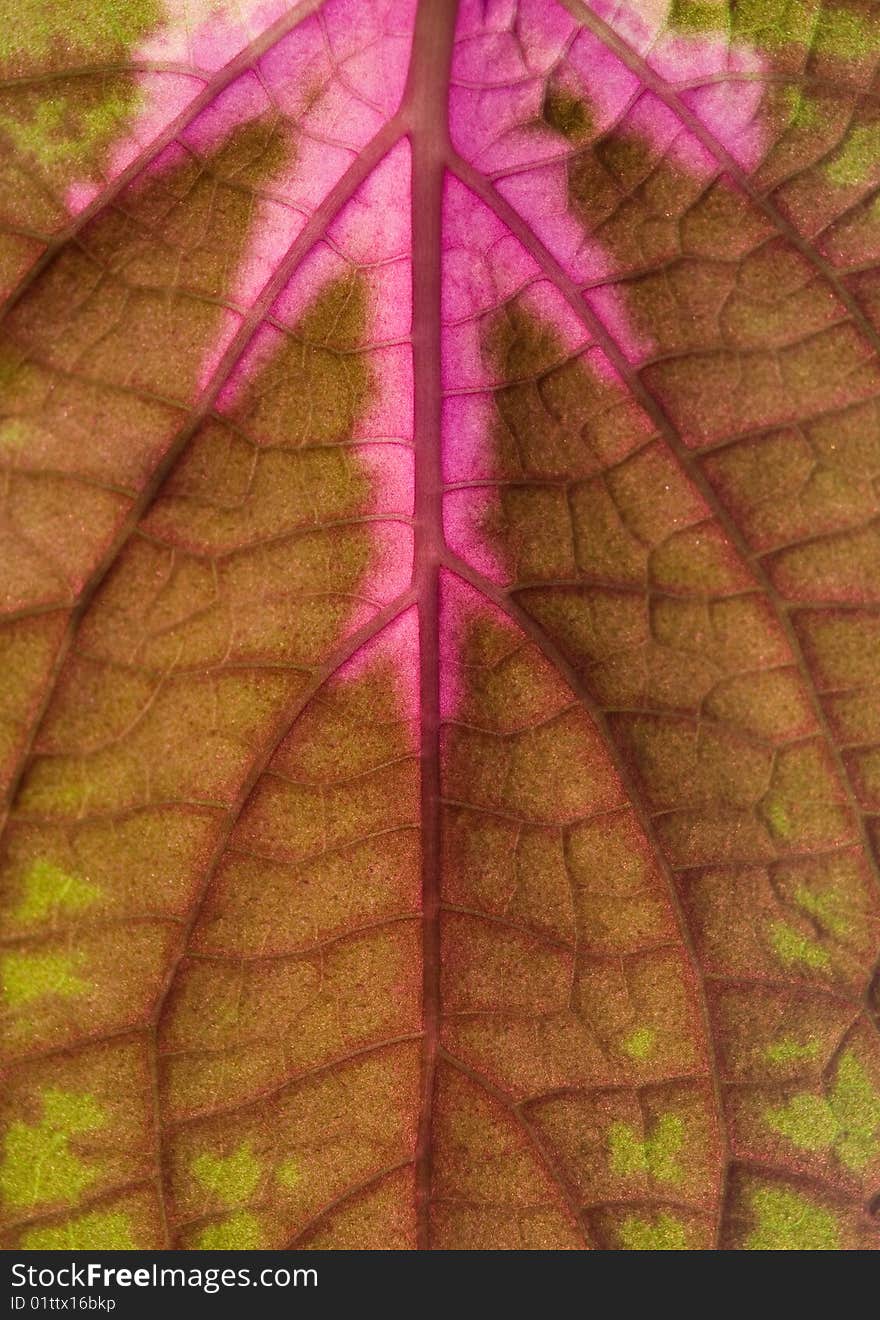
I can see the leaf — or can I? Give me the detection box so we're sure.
[1,0,879,1252]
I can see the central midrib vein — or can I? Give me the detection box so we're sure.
[407,0,459,1252]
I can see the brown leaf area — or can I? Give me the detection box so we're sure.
[1,0,880,1252]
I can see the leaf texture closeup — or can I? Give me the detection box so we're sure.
[1,0,880,1252]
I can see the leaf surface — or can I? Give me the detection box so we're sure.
[1,0,879,1251]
